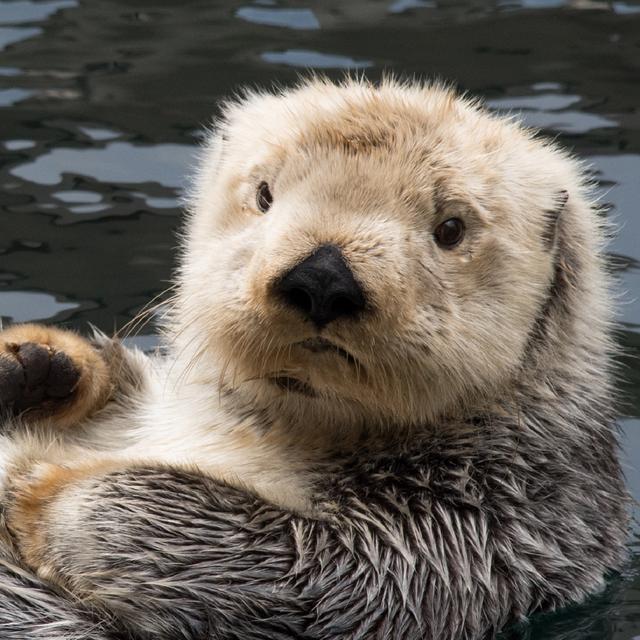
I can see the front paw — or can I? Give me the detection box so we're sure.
[0,342,80,413]
[0,324,111,429]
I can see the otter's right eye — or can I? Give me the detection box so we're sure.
[256,182,273,213]
[434,218,465,249]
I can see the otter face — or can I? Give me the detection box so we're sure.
[179,79,576,427]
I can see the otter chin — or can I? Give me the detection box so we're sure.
[0,77,628,640]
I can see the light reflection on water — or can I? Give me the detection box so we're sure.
[0,1,639,638]
[3,139,35,150]
[10,142,195,188]
[261,49,374,68]
[0,26,41,49]
[0,0,77,25]
[0,290,82,323]
[0,86,33,105]
[77,125,120,141]
[487,91,619,133]
[235,7,321,29]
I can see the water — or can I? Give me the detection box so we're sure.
[0,1,639,636]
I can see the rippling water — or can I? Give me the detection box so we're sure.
[1,1,639,637]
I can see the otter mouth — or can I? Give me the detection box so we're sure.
[267,338,359,397]
[297,337,359,368]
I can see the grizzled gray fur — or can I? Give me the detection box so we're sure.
[0,370,628,638]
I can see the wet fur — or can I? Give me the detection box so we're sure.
[0,77,629,639]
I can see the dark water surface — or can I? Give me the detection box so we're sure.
[1,1,639,637]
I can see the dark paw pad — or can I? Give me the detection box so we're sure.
[0,343,80,413]
[0,351,24,405]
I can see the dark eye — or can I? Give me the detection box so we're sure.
[256,181,273,213]
[434,218,465,249]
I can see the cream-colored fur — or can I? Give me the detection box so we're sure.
[0,77,605,514]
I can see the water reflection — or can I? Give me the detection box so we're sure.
[3,139,35,150]
[78,125,120,141]
[0,87,33,105]
[591,155,640,261]
[136,195,180,209]
[518,0,567,7]
[0,290,80,323]
[235,7,320,29]
[0,26,40,49]
[590,154,640,335]
[388,0,437,13]
[613,2,640,13]
[50,190,111,216]
[261,49,373,68]
[487,90,618,133]
[53,190,102,204]
[0,0,76,25]
[11,142,195,189]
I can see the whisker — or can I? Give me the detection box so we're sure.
[116,284,179,340]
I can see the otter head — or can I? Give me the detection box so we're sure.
[175,78,600,429]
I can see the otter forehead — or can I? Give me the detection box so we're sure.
[223,79,465,147]
[221,81,481,170]
[216,79,569,226]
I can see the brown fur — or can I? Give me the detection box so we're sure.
[5,461,118,573]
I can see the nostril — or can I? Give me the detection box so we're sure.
[285,287,314,315]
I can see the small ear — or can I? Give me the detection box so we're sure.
[541,190,568,250]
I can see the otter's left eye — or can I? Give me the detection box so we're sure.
[256,182,273,213]
[434,218,465,249]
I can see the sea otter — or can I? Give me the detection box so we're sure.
[0,78,628,640]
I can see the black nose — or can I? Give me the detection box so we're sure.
[275,244,366,329]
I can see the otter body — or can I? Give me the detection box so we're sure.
[0,78,628,639]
